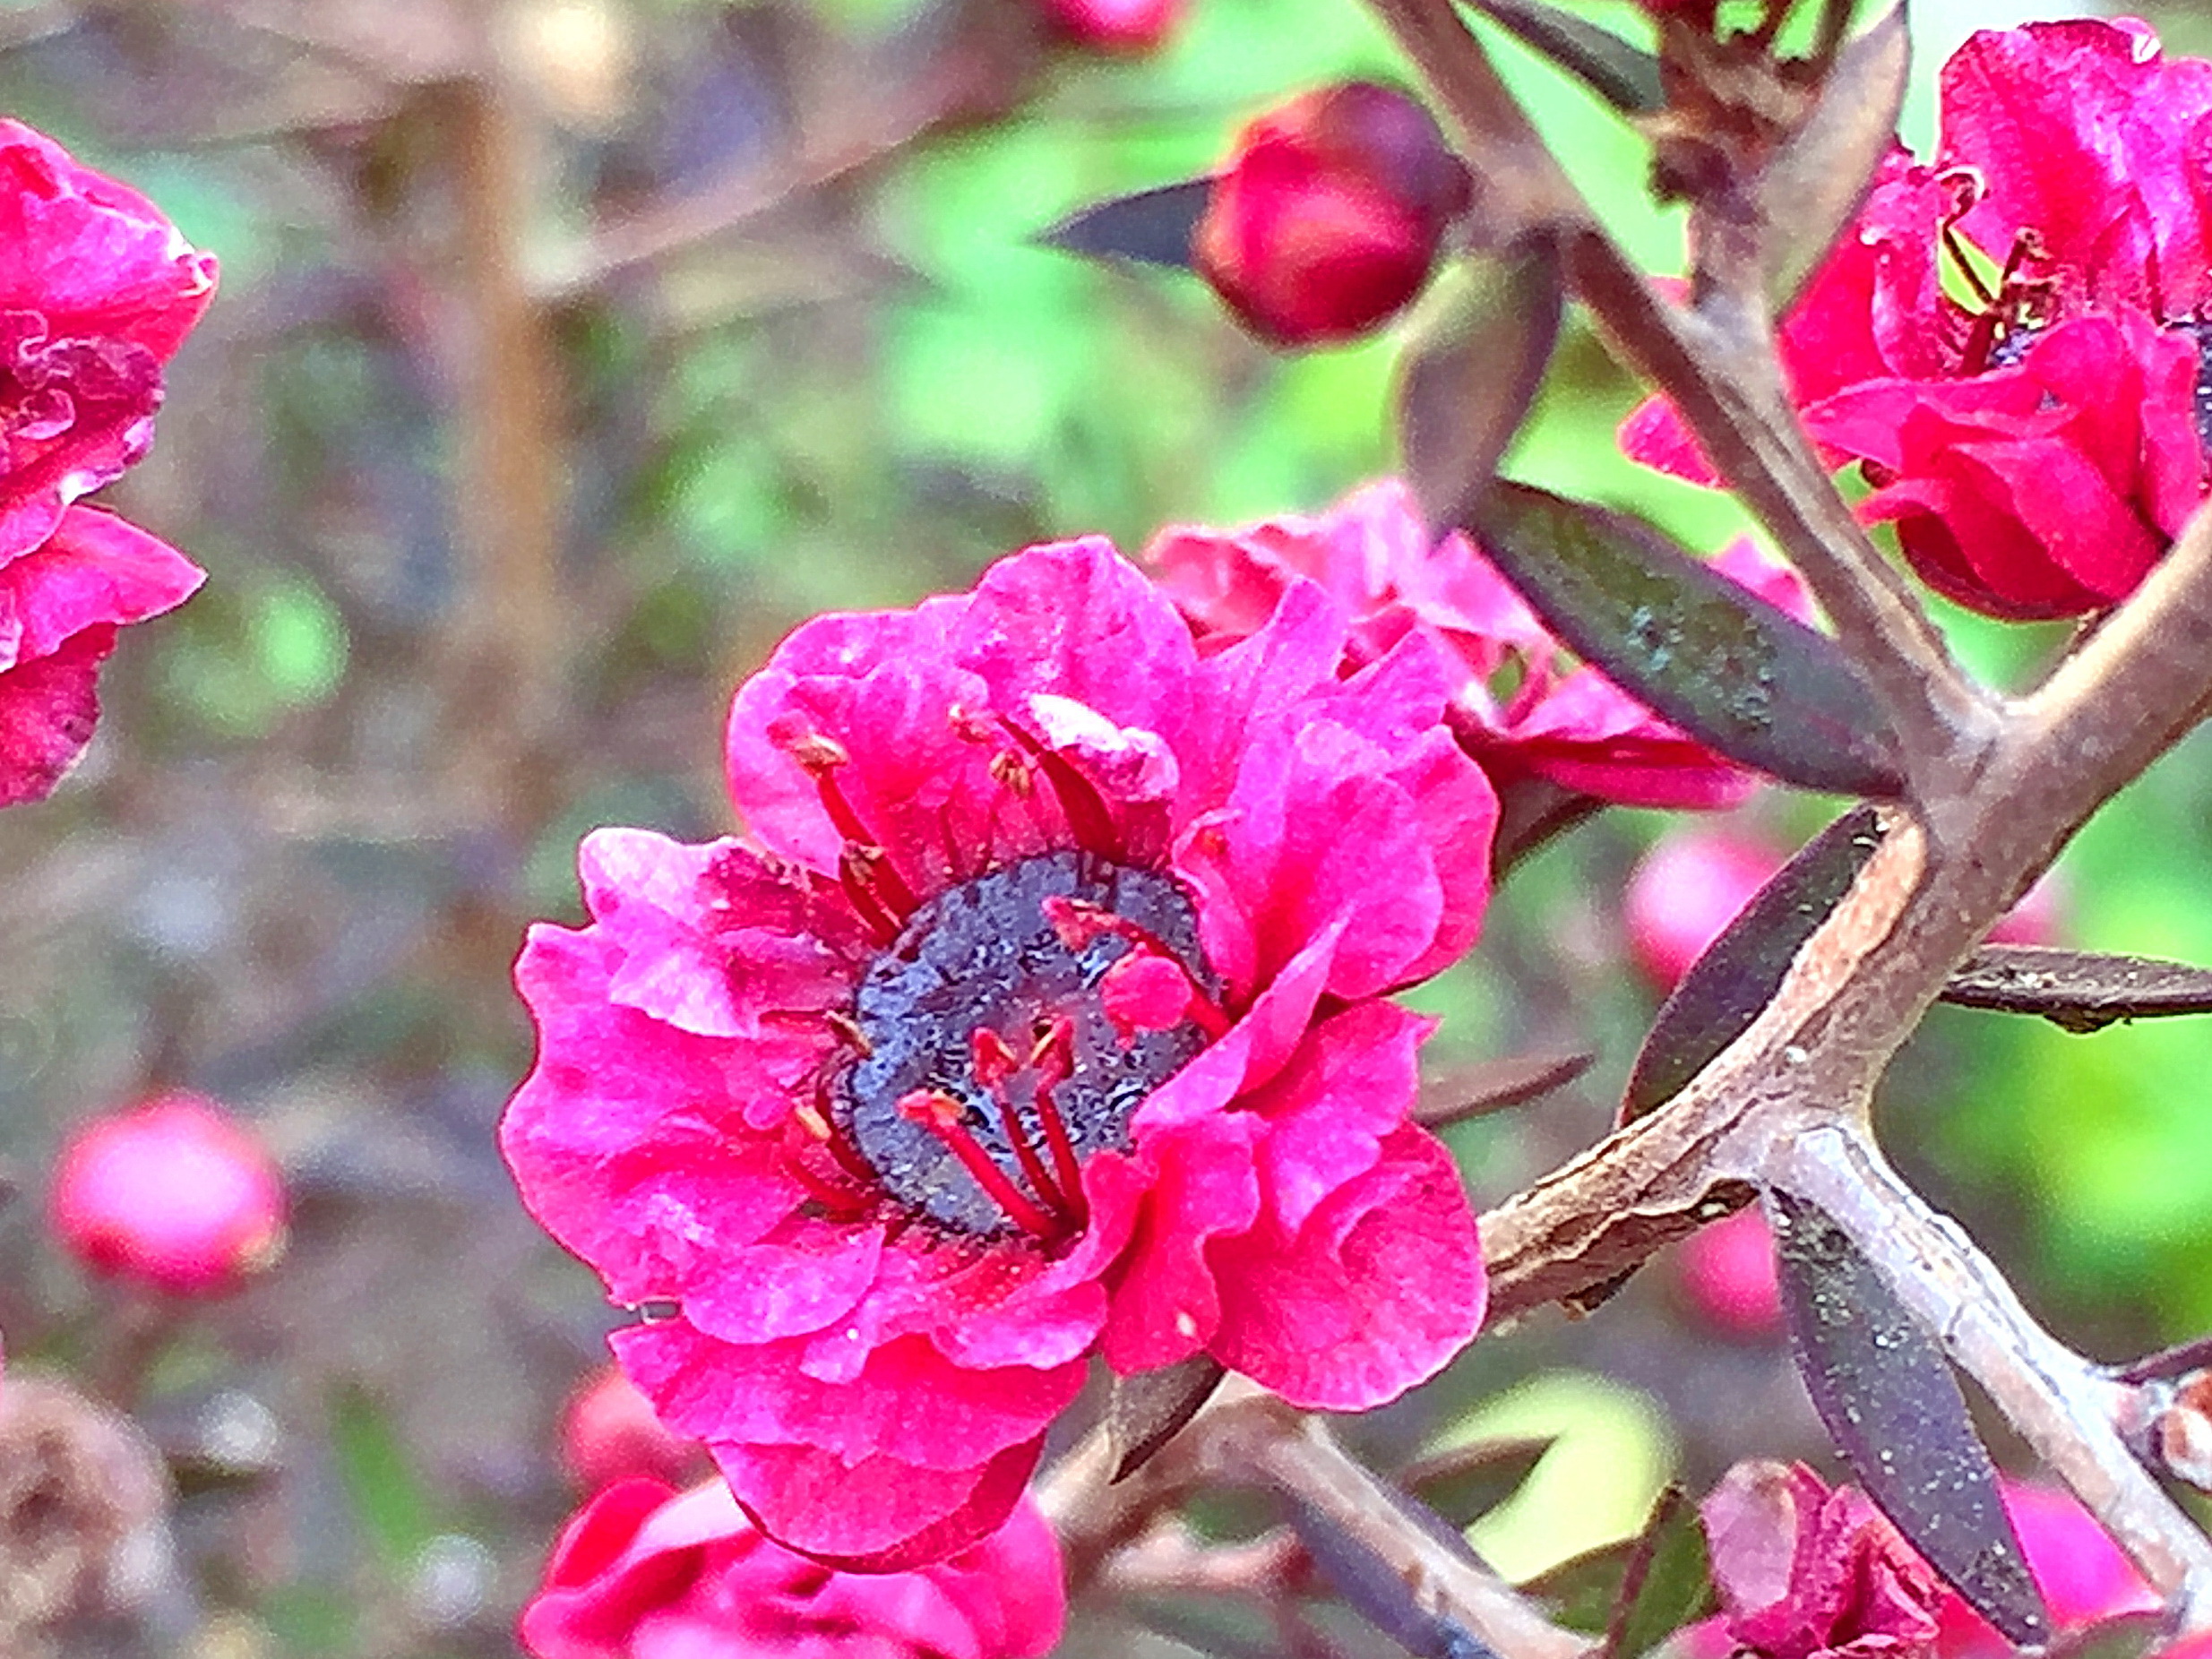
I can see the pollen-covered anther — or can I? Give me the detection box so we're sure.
[988,750,1035,797]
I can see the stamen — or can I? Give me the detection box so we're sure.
[841,841,919,922]
[1044,898,1234,1040]
[803,1079,880,1183]
[1027,1019,1089,1226]
[837,855,899,944]
[824,1010,875,1059]
[895,1089,1060,1238]
[999,719,1123,860]
[969,1027,1071,1215]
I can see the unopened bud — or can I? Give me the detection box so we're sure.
[1044,0,1182,54]
[1195,82,1471,348]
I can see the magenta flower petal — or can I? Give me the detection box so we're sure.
[505,532,1495,1567]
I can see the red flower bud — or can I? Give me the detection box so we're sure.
[1675,1208,1782,1337]
[1195,82,1469,348]
[50,1093,287,1296]
[558,1365,710,1492]
[1044,0,1181,54]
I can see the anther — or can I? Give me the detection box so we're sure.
[999,719,1123,860]
[895,1089,1060,1239]
[841,840,919,924]
[968,1027,1071,1216]
[824,1010,874,1058]
[1025,1018,1089,1228]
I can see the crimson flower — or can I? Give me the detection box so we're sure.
[1625,21,2212,621]
[1194,83,1470,348]
[1144,479,1808,810]
[1700,1462,1945,1659]
[503,539,1495,1569]
[0,120,213,804]
[521,1477,1064,1659]
[1043,0,1181,54]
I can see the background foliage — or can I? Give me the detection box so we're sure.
[0,0,2204,1652]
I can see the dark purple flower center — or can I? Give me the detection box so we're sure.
[1985,316,2212,452]
[833,850,1218,1239]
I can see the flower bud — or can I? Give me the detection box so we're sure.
[1623,830,1782,993]
[1044,0,1181,54]
[50,1093,287,1296]
[558,1365,708,1491]
[1195,82,1470,348]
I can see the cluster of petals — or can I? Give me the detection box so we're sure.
[521,1476,1064,1659]
[0,120,212,804]
[1694,1463,2153,1659]
[1143,478,1809,811]
[502,537,1496,1569]
[1625,20,2212,620]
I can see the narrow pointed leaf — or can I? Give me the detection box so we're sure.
[1603,1485,1717,1659]
[1623,806,1885,1121]
[1109,1354,1226,1481]
[1399,1436,1556,1527]
[1759,5,1909,308]
[1768,1191,2052,1648]
[1416,1051,1595,1129]
[1036,177,1211,271]
[1399,241,1564,529]
[1489,775,1605,879]
[1464,0,1663,114]
[1941,946,2212,1033]
[1468,484,1906,798]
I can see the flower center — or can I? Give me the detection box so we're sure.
[1984,317,2212,453]
[832,850,1221,1240]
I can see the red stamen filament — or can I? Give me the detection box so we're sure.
[897,1088,1061,1239]
[841,839,919,922]
[1027,1019,1089,1226]
[999,719,1123,860]
[970,1027,1072,1216]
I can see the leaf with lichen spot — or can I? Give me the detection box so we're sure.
[1769,1191,2051,1649]
[1941,946,2212,1033]
[1469,484,1906,799]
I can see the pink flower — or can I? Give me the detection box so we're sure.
[502,539,1494,1568]
[1700,1462,1945,1659]
[1146,480,1809,812]
[1,506,203,806]
[1675,1207,1782,1337]
[50,1092,288,1296]
[560,1366,710,1493]
[1043,0,1181,54]
[1623,828,1785,991]
[1624,22,2212,621]
[0,120,215,567]
[1194,83,1470,348]
[521,1478,1064,1659]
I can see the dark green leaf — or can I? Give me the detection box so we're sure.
[1769,1191,2052,1648]
[1489,776,1605,880]
[1469,484,1906,798]
[1462,0,1664,114]
[1518,1537,1638,1633]
[1416,1052,1595,1129]
[1399,1436,1556,1527]
[1759,6,1908,308]
[1399,241,1564,529]
[1940,946,2212,1033]
[1603,1486,1717,1659]
[1623,806,1885,1121]
[1110,1354,1226,1481]
[1035,178,1210,271]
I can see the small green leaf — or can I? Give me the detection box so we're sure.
[1399,1436,1557,1528]
[1518,1537,1638,1633]
[1769,1191,2052,1649]
[1624,806,1885,1121]
[329,1384,442,1573]
[1603,1486,1716,1659]
[1469,483,1906,798]
[1398,241,1564,529]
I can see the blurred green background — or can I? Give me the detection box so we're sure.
[0,0,2205,1654]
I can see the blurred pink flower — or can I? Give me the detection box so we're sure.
[1146,480,1810,812]
[521,1478,1064,1659]
[560,1365,710,1493]
[1677,1207,1783,1338]
[1935,1482,2156,1659]
[1043,0,1181,53]
[50,1092,287,1296]
[1624,828,1784,991]
[503,537,1493,1568]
